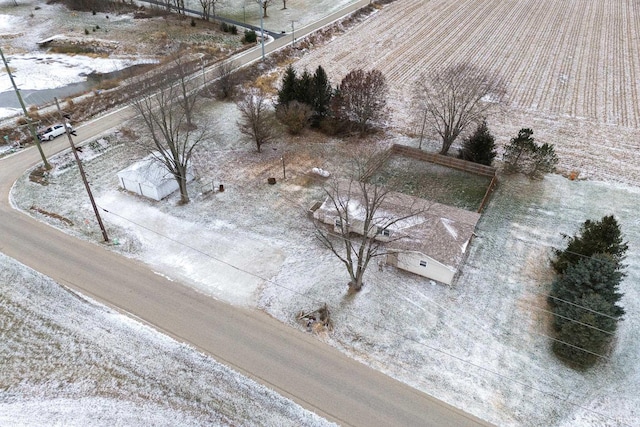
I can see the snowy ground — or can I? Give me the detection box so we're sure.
[3,0,640,426]
[0,253,334,427]
[182,0,359,33]
[10,103,640,427]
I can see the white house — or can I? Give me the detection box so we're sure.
[312,182,481,285]
[117,154,194,201]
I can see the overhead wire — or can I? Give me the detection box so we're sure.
[95,198,630,427]
[275,187,622,358]
[54,94,629,426]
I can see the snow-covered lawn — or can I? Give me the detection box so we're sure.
[0,253,334,427]
[10,104,640,427]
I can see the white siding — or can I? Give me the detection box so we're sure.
[396,251,455,285]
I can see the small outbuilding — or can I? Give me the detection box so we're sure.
[117,154,194,201]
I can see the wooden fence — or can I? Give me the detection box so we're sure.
[361,144,498,213]
[390,144,497,177]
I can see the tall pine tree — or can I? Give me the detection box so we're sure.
[311,65,333,123]
[277,65,298,106]
[548,215,628,369]
[457,120,496,166]
[552,215,628,274]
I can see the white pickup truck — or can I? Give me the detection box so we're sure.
[37,123,73,141]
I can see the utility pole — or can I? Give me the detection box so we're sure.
[54,97,109,243]
[0,46,50,169]
[257,0,265,60]
[291,20,296,46]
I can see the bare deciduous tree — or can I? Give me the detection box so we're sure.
[215,59,238,99]
[256,0,274,18]
[276,100,312,135]
[314,153,426,293]
[236,89,275,152]
[170,54,200,129]
[198,0,222,20]
[131,77,206,204]
[415,63,506,155]
[332,69,389,134]
[172,0,186,14]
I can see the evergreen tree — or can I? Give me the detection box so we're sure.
[552,215,628,274]
[548,215,628,369]
[502,128,535,172]
[295,69,314,106]
[552,293,618,368]
[502,128,558,178]
[277,65,298,106]
[530,142,558,179]
[311,65,333,124]
[457,120,496,166]
[549,254,625,321]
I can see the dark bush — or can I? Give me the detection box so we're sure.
[243,29,257,44]
[276,101,312,135]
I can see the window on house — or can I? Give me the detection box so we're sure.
[419,260,427,267]
[376,227,390,236]
[335,218,342,227]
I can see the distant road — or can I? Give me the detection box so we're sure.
[0,2,494,426]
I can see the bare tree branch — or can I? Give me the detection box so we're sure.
[314,152,428,293]
[131,75,206,204]
[236,88,276,152]
[416,63,506,155]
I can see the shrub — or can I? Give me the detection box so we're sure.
[243,29,257,44]
[84,28,90,35]
[190,18,196,27]
[230,25,238,35]
[276,101,312,135]
[221,22,229,32]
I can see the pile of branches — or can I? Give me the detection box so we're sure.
[297,303,333,334]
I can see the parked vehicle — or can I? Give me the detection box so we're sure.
[37,123,72,141]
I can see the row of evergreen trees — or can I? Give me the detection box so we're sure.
[277,64,334,128]
[457,122,558,178]
[276,64,388,134]
[548,215,628,368]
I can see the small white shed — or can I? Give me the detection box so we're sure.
[117,155,194,201]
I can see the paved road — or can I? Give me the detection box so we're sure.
[0,2,494,426]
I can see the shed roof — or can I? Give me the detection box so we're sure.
[117,154,174,187]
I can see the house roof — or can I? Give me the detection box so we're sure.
[315,181,481,269]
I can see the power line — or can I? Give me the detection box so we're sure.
[275,190,620,357]
[520,302,615,336]
[275,183,626,324]
[95,202,630,427]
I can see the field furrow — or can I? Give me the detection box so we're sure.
[294,0,640,184]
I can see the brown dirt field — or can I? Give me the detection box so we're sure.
[292,0,640,186]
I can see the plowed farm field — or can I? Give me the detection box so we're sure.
[294,0,640,185]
